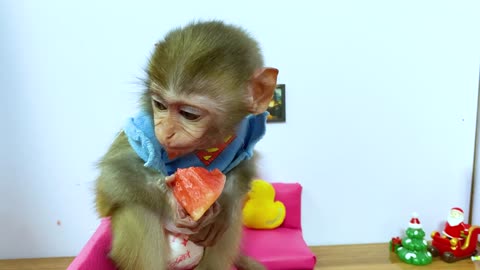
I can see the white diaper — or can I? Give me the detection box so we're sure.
[167,233,204,270]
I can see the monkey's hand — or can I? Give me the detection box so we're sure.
[188,207,229,247]
[164,200,221,236]
[163,175,222,235]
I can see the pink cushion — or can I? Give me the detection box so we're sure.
[242,227,316,270]
[68,182,316,270]
[67,218,115,270]
[237,182,316,269]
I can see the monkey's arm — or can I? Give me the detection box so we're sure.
[220,158,256,211]
[95,132,170,218]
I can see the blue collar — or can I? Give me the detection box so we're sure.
[123,111,268,175]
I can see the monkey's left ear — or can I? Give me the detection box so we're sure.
[248,68,279,114]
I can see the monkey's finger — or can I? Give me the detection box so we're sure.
[197,221,228,246]
[210,201,221,216]
[165,174,176,185]
[194,223,227,247]
[176,205,189,219]
[175,216,197,227]
[196,202,221,227]
[175,216,202,232]
[164,220,197,235]
[189,224,215,246]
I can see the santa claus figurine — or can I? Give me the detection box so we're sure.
[442,207,470,239]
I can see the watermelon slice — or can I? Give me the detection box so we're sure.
[170,167,226,221]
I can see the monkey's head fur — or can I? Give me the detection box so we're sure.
[141,20,277,157]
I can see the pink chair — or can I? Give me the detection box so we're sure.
[68,182,316,270]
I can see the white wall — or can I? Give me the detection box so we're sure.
[1,0,479,259]
[473,77,480,228]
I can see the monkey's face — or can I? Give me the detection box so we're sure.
[151,88,221,159]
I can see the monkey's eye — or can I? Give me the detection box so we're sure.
[180,110,201,121]
[179,106,202,121]
[153,100,167,111]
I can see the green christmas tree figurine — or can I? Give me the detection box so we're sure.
[395,212,432,265]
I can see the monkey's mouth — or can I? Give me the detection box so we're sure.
[165,147,192,160]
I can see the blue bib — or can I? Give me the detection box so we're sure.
[124,111,268,175]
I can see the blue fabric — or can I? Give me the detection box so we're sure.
[124,111,268,175]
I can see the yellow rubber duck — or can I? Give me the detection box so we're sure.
[242,179,286,229]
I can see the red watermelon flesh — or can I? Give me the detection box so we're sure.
[170,167,226,221]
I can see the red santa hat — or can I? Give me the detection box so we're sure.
[451,207,464,214]
[409,212,422,229]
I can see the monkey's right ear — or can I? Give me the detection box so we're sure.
[248,67,279,114]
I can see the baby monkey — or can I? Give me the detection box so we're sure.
[95,20,278,270]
